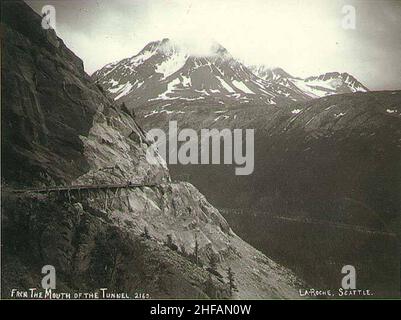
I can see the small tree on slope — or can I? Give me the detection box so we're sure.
[227,267,238,296]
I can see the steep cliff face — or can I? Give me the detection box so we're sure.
[1,2,99,186]
[1,1,303,299]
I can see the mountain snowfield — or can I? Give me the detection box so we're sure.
[93,38,368,108]
[249,66,369,98]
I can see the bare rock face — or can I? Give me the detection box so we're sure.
[2,1,101,186]
[1,1,303,299]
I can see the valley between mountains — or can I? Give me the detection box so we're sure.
[93,36,401,296]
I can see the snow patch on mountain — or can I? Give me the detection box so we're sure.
[232,80,254,94]
[93,39,368,108]
[114,82,133,100]
[151,78,181,101]
[216,76,235,93]
[130,49,156,68]
[181,75,191,87]
[291,78,327,98]
[156,51,189,79]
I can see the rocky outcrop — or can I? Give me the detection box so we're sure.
[2,1,102,186]
[2,191,231,299]
[1,1,303,299]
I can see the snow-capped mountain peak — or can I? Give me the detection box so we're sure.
[304,72,369,93]
[92,40,368,109]
[249,66,294,81]
[249,65,369,98]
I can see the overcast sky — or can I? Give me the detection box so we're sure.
[26,0,401,90]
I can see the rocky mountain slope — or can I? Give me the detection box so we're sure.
[93,39,368,110]
[1,1,303,299]
[92,39,312,108]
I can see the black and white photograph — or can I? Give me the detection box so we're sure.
[0,0,400,307]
